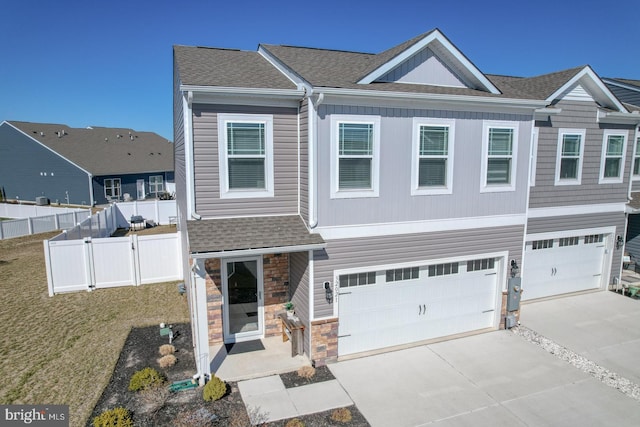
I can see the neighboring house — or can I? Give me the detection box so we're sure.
[0,121,175,206]
[602,79,640,259]
[173,29,640,379]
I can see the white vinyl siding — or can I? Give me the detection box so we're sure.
[217,113,274,198]
[330,115,380,199]
[599,130,627,184]
[411,118,455,195]
[481,121,518,192]
[555,129,585,186]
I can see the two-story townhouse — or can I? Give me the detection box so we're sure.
[491,70,640,300]
[601,78,640,259]
[173,29,639,381]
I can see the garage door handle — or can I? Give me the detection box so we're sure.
[419,305,422,315]
[338,334,351,338]
[485,272,497,276]
[482,309,494,313]
[338,292,352,295]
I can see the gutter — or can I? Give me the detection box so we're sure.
[313,87,548,109]
[189,242,327,259]
[180,85,305,99]
[597,109,640,125]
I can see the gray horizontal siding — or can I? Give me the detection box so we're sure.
[530,100,634,208]
[312,225,525,318]
[316,105,533,227]
[289,251,310,356]
[526,211,626,285]
[300,99,309,224]
[192,104,299,218]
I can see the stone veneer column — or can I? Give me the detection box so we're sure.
[262,253,290,337]
[204,258,223,345]
[310,318,338,366]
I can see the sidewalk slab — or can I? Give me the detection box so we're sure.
[288,380,352,415]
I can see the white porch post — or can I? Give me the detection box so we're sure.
[192,258,211,384]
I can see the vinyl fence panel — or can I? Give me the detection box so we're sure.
[137,234,182,284]
[91,237,136,288]
[44,239,92,294]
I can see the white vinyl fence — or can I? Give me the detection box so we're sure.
[43,199,182,296]
[0,204,90,240]
[44,233,182,296]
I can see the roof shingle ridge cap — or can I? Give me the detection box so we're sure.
[262,43,375,55]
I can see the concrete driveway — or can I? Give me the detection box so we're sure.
[329,291,640,426]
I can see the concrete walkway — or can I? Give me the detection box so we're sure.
[238,374,352,423]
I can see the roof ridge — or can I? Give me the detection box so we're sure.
[262,43,375,55]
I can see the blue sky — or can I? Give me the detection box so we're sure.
[2,0,639,141]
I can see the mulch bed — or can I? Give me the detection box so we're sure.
[89,324,369,426]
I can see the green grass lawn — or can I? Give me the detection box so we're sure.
[0,232,190,427]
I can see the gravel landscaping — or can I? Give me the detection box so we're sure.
[512,325,640,401]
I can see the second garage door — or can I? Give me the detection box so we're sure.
[522,233,607,301]
[337,257,501,356]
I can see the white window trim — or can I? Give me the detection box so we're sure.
[217,113,274,199]
[411,117,455,195]
[330,114,381,199]
[554,128,585,186]
[598,129,628,184]
[632,134,640,181]
[149,175,164,195]
[480,120,518,193]
[104,178,121,199]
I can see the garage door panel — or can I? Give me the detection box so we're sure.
[338,257,500,356]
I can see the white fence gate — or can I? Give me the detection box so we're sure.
[43,233,182,296]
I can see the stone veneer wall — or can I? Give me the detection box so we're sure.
[310,318,338,366]
[204,258,223,345]
[263,253,290,337]
[204,254,290,345]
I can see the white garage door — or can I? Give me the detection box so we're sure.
[522,234,607,301]
[337,257,500,356]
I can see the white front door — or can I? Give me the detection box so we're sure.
[222,257,264,343]
[136,179,145,200]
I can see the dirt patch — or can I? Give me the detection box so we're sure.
[279,365,335,389]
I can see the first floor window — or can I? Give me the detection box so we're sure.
[104,178,121,199]
[149,175,164,195]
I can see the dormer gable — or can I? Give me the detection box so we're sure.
[547,66,627,112]
[357,29,500,94]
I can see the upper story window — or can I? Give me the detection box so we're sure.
[217,114,274,199]
[149,175,164,196]
[555,129,585,185]
[481,121,518,192]
[330,115,380,199]
[104,178,121,200]
[411,118,455,195]
[633,136,640,179]
[599,130,627,184]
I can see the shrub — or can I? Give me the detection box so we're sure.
[285,419,305,427]
[158,354,177,368]
[202,375,227,401]
[297,365,315,379]
[128,367,166,392]
[92,407,133,427]
[140,385,169,415]
[330,407,353,423]
[159,344,175,356]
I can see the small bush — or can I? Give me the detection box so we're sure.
[330,407,353,423]
[297,365,315,379]
[158,354,177,368]
[92,407,133,427]
[202,375,226,401]
[159,344,175,356]
[285,419,305,427]
[140,385,169,415]
[129,367,166,392]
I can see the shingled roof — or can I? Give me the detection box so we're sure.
[187,215,325,254]
[174,45,297,90]
[7,121,173,175]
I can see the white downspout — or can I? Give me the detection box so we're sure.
[308,92,323,229]
[184,91,201,220]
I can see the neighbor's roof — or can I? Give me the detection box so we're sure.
[187,215,325,254]
[7,121,173,175]
[173,45,297,90]
[606,78,640,89]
